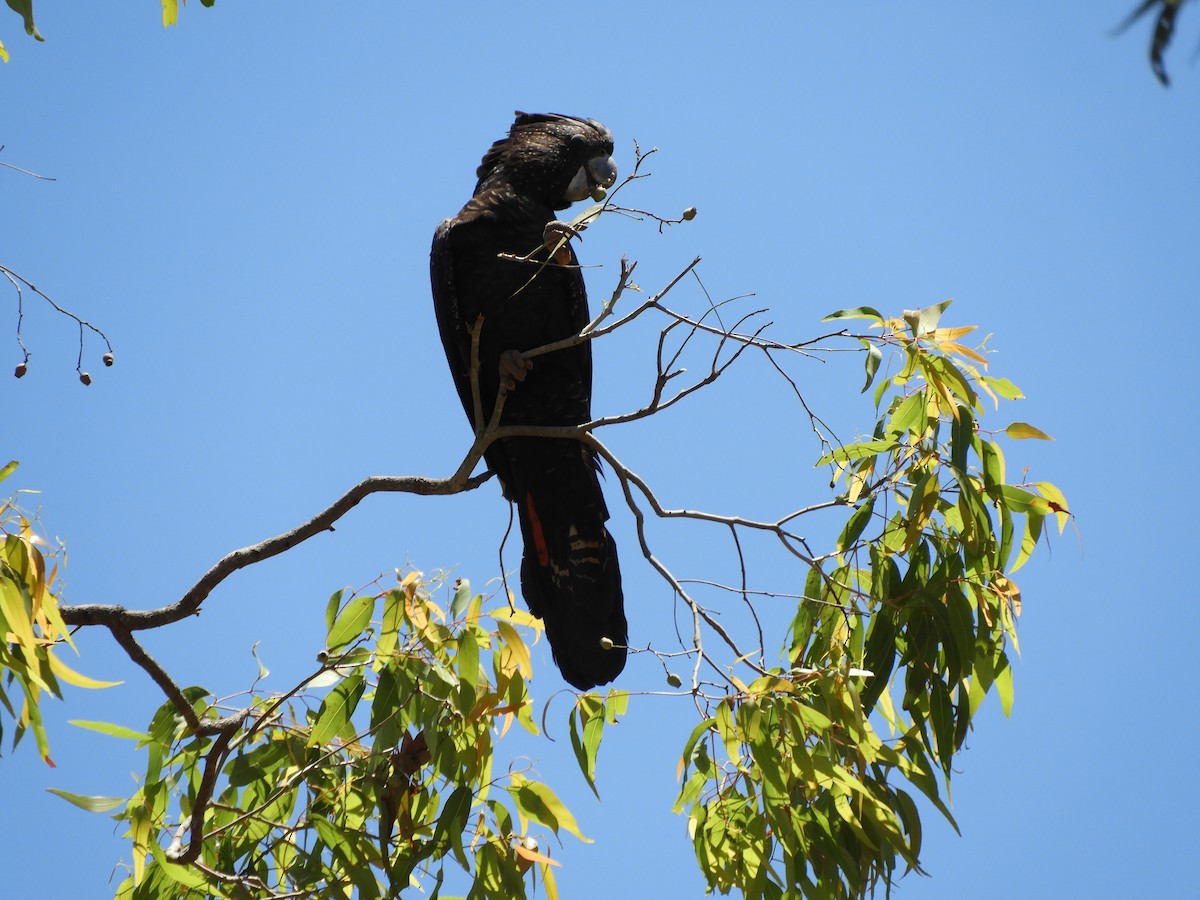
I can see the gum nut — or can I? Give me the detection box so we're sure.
[590,186,607,202]
[599,636,614,650]
[682,207,697,221]
[79,372,92,386]
[14,363,26,378]
[103,353,114,367]
[666,672,683,688]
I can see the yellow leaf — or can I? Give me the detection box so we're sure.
[542,860,560,900]
[46,652,122,689]
[161,0,179,27]
[1005,422,1053,440]
[496,619,532,679]
[1031,480,1071,533]
[492,606,542,631]
[34,589,76,651]
[0,578,36,651]
[930,325,978,341]
[993,576,1022,617]
[514,841,561,868]
[940,340,989,365]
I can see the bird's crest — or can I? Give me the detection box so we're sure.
[474,111,613,193]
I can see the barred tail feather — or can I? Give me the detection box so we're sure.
[506,438,627,690]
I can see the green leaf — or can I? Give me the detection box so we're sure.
[0,460,17,483]
[324,589,344,634]
[822,306,883,323]
[509,773,590,842]
[604,688,628,719]
[981,375,1024,400]
[308,670,365,747]
[887,391,928,438]
[47,788,125,813]
[920,353,976,410]
[816,438,898,467]
[836,499,875,553]
[568,708,600,800]
[990,484,1053,516]
[5,0,42,40]
[161,0,178,27]
[68,720,149,741]
[714,699,740,761]
[1031,480,1071,533]
[1005,422,1053,440]
[432,785,473,870]
[1011,510,1044,573]
[16,676,52,764]
[225,738,291,787]
[859,611,897,713]
[250,640,270,680]
[906,299,953,336]
[677,717,716,781]
[327,594,375,652]
[304,668,343,689]
[861,340,883,392]
[994,653,1014,716]
[148,840,211,890]
[949,403,974,473]
[450,578,472,620]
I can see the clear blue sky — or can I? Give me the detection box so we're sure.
[3,3,1196,897]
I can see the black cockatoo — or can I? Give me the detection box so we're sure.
[430,112,627,690]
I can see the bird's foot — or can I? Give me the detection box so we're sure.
[543,220,582,265]
[499,349,533,391]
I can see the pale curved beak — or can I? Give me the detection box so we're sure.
[563,154,618,204]
[587,154,618,188]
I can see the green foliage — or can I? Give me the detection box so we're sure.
[673,302,1069,898]
[0,464,117,764]
[57,572,612,900]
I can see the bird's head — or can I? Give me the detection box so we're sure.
[474,112,618,210]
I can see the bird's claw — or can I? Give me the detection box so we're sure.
[499,349,533,390]
[543,219,582,248]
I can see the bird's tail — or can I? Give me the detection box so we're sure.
[503,437,627,690]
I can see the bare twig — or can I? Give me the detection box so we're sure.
[1,264,113,377]
[0,150,57,181]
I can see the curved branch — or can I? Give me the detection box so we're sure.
[60,469,493,630]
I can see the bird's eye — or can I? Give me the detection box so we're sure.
[569,133,588,151]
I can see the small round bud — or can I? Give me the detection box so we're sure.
[598,636,614,651]
[79,371,92,386]
[103,352,114,367]
[14,363,27,378]
[666,672,683,688]
[590,186,608,202]
[681,207,697,221]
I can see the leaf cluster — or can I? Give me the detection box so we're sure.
[54,573,610,899]
[670,301,1070,898]
[0,461,117,765]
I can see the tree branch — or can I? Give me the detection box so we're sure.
[60,470,493,630]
